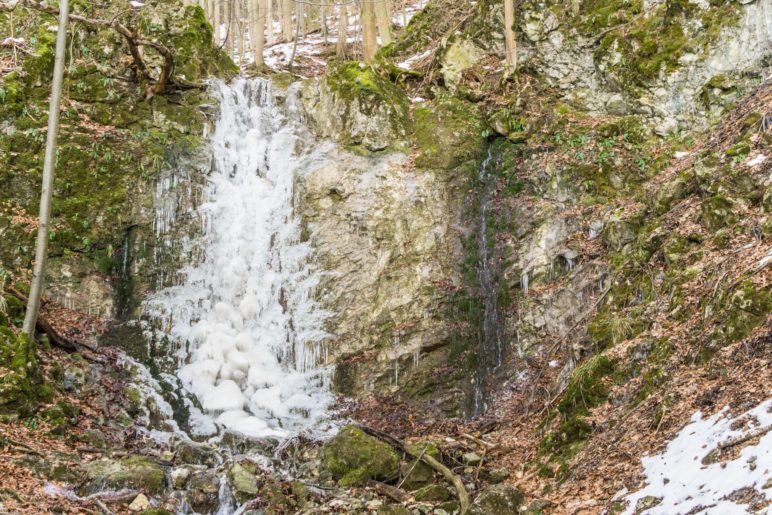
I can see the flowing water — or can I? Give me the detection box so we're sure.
[470,146,505,417]
[144,78,332,440]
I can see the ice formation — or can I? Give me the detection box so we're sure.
[145,78,332,439]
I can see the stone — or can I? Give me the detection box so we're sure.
[173,438,219,467]
[469,485,524,515]
[487,467,511,484]
[441,38,485,91]
[219,430,280,456]
[228,462,259,503]
[462,452,482,466]
[128,493,150,512]
[186,470,220,514]
[170,467,191,489]
[413,484,452,502]
[634,495,662,513]
[82,456,166,495]
[322,425,400,486]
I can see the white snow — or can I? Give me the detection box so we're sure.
[746,154,767,167]
[144,79,333,439]
[674,151,690,159]
[622,399,772,514]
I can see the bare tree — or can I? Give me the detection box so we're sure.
[281,0,293,41]
[503,0,516,73]
[22,0,69,336]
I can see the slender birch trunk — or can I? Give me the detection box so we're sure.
[23,0,69,336]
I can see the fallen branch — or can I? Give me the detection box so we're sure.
[366,480,411,504]
[718,424,772,450]
[356,424,471,514]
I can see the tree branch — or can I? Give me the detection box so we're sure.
[1,0,175,98]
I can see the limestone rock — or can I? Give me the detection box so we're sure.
[173,439,219,467]
[322,426,400,486]
[228,461,259,503]
[469,485,524,515]
[186,470,220,514]
[413,484,452,502]
[441,38,485,91]
[82,456,166,495]
[128,493,150,512]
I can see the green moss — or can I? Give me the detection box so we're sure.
[414,95,485,169]
[322,425,400,486]
[700,194,735,232]
[0,333,50,417]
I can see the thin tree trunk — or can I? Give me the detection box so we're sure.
[503,0,517,73]
[223,0,231,49]
[281,0,292,42]
[266,0,274,41]
[251,0,267,66]
[213,0,221,44]
[360,0,377,62]
[336,2,348,59]
[374,0,391,46]
[320,3,328,44]
[23,0,69,336]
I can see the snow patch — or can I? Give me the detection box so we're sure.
[622,399,772,514]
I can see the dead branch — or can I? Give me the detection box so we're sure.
[718,424,772,450]
[1,0,174,98]
[366,480,411,504]
[356,424,471,514]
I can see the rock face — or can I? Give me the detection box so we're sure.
[297,144,465,398]
[322,425,400,486]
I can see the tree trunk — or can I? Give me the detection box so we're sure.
[213,0,221,44]
[281,0,293,42]
[360,0,377,62]
[251,0,267,66]
[23,0,69,336]
[266,0,274,41]
[374,0,391,46]
[503,0,517,73]
[336,2,348,59]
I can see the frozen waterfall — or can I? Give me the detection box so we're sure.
[144,78,332,439]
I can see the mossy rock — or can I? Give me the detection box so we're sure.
[470,484,524,515]
[414,95,485,169]
[82,455,166,495]
[700,194,735,232]
[228,462,259,503]
[0,333,49,417]
[413,483,452,502]
[322,425,400,486]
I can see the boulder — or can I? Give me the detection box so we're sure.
[186,470,220,514]
[470,485,524,515]
[227,461,259,503]
[322,425,400,486]
[413,484,452,502]
[173,438,219,467]
[82,456,166,495]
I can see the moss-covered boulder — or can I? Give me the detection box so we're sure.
[322,425,400,486]
[0,333,51,417]
[227,461,259,503]
[82,455,166,495]
[413,483,452,502]
[470,484,524,515]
